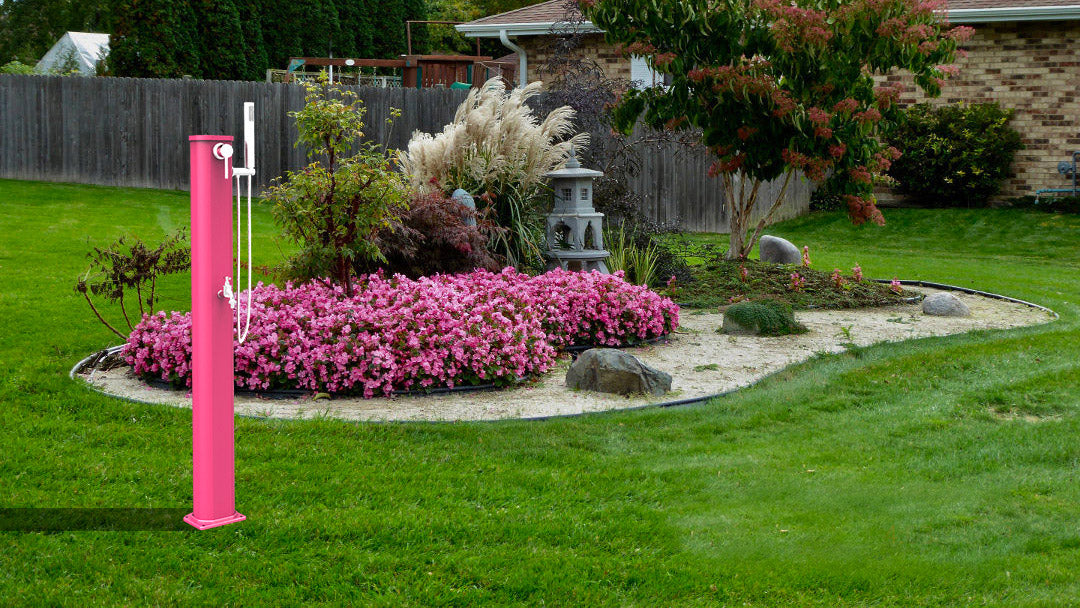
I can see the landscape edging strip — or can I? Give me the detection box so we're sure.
[68,280,1060,423]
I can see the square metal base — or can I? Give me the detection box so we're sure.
[184,511,246,530]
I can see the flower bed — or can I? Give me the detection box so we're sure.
[524,270,680,348]
[124,269,679,397]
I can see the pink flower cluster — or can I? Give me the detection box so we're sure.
[523,270,679,349]
[124,269,679,397]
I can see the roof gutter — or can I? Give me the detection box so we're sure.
[949,5,1080,22]
[456,21,602,37]
[498,29,529,88]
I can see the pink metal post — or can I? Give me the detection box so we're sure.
[184,135,246,530]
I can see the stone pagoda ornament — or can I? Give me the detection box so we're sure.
[543,148,610,273]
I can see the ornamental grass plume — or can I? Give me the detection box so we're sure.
[397,78,588,198]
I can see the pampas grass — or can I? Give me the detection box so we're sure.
[398,78,588,197]
[398,79,588,271]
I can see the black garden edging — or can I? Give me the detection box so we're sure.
[70,280,1057,421]
[70,345,513,400]
[70,335,673,401]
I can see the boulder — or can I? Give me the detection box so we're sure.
[566,348,672,396]
[922,292,971,317]
[758,235,802,265]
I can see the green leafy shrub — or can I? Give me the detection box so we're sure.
[885,103,1023,207]
[1,60,37,75]
[265,76,410,296]
[722,300,807,337]
[74,230,190,339]
[809,183,846,212]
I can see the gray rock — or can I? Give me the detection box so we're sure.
[758,235,802,265]
[451,188,477,227]
[566,348,672,396]
[922,292,971,317]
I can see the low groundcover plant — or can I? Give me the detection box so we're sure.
[125,269,679,397]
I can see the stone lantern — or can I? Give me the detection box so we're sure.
[544,149,610,273]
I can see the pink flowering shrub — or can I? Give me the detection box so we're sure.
[125,269,679,397]
[522,270,679,349]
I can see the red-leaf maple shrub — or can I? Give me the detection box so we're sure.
[578,0,973,258]
[360,190,505,278]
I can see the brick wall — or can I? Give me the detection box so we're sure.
[878,20,1080,202]
[516,34,631,84]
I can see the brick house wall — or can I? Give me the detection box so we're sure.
[515,34,632,84]
[879,19,1080,202]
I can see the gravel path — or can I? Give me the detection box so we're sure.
[78,288,1055,422]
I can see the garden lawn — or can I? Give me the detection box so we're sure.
[3,178,1080,607]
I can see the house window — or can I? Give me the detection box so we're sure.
[561,187,572,202]
[630,56,664,90]
[581,187,589,201]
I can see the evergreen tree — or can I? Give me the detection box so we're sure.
[335,0,374,59]
[256,0,301,71]
[371,0,407,58]
[193,0,248,80]
[403,0,428,54]
[295,0,340,60]
[110,0,201,78]
[236,0,270,80]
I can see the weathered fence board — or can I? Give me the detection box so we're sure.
[0,74,809,232]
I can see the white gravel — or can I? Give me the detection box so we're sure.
[78,288,1055,422]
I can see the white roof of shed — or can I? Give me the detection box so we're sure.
[36,32,110,76]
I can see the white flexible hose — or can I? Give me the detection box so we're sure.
[234,173,253,344]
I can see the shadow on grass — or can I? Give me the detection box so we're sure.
[0,508,192,532]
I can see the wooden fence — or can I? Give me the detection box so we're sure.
[0,74,809,232]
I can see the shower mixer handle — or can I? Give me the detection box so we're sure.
[212,143,233,179]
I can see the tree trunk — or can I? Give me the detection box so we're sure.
[724,172,755,260]
[724,171,794,260]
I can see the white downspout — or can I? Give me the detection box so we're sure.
[499,29,528,88]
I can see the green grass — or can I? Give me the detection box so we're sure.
[3,178,1080,606]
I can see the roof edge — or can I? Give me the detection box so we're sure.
[455,21,602,37]
[456,6,1080,36]
[949,5,1080,23]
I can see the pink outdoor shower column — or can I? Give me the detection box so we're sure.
[184,135,246,530]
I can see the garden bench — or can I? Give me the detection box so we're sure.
[1034,151,1080,202]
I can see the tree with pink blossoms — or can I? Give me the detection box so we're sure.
[578,0,973,259]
